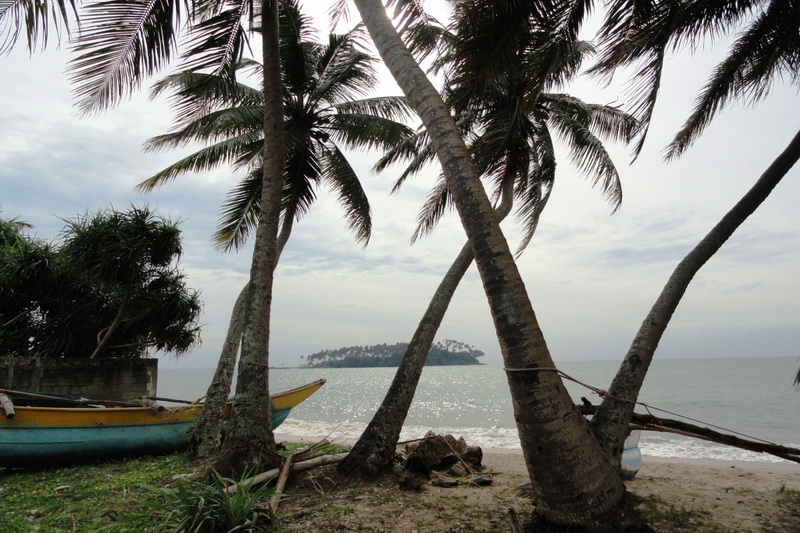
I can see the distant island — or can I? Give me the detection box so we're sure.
[301,340,484,368]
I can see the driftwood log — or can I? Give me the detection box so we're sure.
[578,402,800,464]
[226,452,349,494]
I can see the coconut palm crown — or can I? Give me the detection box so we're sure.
[376,0,637,254]
[138,1,415,251]
[590,0,800,159]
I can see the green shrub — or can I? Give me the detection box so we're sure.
[139,469,277,532]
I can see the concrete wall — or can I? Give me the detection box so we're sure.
[0,357,158,400]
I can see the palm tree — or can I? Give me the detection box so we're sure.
[139,15,412,254]
[590,0,800,159]
[586,0,800,458]
[138,2,414,462]
[352,0,630,529]
[4,0,290,474]
[340,1,637,475]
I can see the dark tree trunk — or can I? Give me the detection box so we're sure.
[340,179,515,475]
[190,198,295,463]
[353,1,626,529]
[214,0,286,477]
[591,129,800,459]
[190,284,248,462]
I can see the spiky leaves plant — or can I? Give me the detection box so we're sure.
[141,469,276,533]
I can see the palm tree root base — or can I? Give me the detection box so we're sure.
[517,488,654,533]
[211,437,281,480]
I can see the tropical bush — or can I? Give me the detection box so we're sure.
[0,206,201,359]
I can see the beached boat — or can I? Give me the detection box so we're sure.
[0,379,325,467]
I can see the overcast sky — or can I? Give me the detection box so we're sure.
[1,1,798,370]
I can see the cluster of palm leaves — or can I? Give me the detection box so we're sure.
[138,2,416,253]
[379,0,637,254]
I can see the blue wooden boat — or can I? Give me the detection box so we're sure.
[0,379,325,467]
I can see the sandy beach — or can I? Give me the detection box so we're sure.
[275,437,800,532]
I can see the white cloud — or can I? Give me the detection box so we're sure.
[1,3,798,371]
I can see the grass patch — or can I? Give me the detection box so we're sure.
[0,441,350,532]
[0,452,193,532]
[637,496,718,532]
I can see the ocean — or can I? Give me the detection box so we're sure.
[158,356,800,465]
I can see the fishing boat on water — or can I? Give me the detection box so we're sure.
[0,379,325,467]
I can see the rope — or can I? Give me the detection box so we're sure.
[503,366,780,446]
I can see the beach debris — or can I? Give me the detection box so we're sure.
[430,473,459,487]
[268,454,295,512]
[400,432,489,489]
[399,470,429,491]
[578,402,800,464]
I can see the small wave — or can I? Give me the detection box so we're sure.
[278,419,797,465]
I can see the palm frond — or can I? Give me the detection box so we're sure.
[214,165,261,252]
[68,0,189,114]
[311,30,378,107]
[321,145,371,246]
[279,0,316,97]
[667,0,800,159]
[327,112,415,152]
[410,175,451,244]
[150,69,263,125]
[179,0,251,79]
[326,0,351,30]
[545,97,625,211]
[144,106,263,150]
[138,135,261,190]
[0,0,77,52]
[334,95,414,122]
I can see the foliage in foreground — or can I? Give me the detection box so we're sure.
[0,453,192,532]
[0,442,348,532]
[139,469,277,532]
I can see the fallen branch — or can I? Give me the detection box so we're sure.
[578,403,800,464]
[269,454,295,512]
[227,452,349,494]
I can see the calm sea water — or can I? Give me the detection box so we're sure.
[159,357,800,465]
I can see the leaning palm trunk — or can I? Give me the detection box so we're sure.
[191,214,296,462]
[190,286,249,462]
[214,0,286,477]
[340,179,518,474]
[353,1,625,528]
[591,129,800,457]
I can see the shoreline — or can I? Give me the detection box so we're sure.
[275,432,800,472]
[274,433,800,532]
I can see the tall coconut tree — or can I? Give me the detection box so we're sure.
[586,0,800,459]
[138,2,414,461]
[12,0,288,473]
[340,0,637,475]
[2,0,294,474]
[352,0,631,529]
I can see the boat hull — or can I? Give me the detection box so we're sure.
[0,379,324,467]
